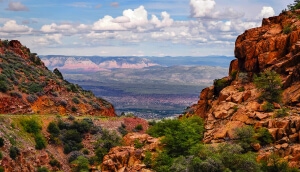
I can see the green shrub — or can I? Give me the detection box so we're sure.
[94,129,122,162]
[28,82,43,94]
[0,166,3,172]
[68,151,83,163]
[26,94,38,103]
[154,116,204,157]
[20,118,42,134]
[10,91,22,98]
[0,137,4,147]
[62,129,82,143]
[34,134,47,150]
[71,156,89,172]
[283,25,292,34]
[262,102,274,112]
[134,139,144,149]
[71,106,77,112]
[47,122,60,136]
[234,125,257,151]
[288,0,300,11]
[254,70,282,103]
[118,123,128,136]
[72,97,80,104]
[49,158,61,168]
[0,81,8,93]
[82,148,89,155]
[144,151,152,168]
[255,127,273,146]
[37,167,49,172]
[261,153,299,172]
[152,151,173,172]
[134,124,143,132]
[9,146,20,160]
[274,108,289,118]
[213,78,231,96]
[0,151,2,160]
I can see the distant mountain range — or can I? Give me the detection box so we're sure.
[40,55,232,118]
[40,55,234,73]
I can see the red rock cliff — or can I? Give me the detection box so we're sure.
[188,10,300,168]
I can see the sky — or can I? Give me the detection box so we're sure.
[0,0,295,56]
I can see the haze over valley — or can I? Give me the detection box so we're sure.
[41,55,231,118]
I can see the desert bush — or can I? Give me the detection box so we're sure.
[152,151,173,172]
[10,91,22,98]
[134,124,143,132]
[288,0,300,11]
[283,25,292,34]
[62,129,82,143]
[262,102,274,112]
[255,127,273,146]
[68,151,83,163]
[274,108,289,118]
[234,125,257,151]
[71,106,77,112]
[254,70,282,103]
[47,122,60,136]
[145,116,204,157]
[20,118,42,134]
[0,137,4,147]
[9,146,20,160]
[118,123,128,136]
[0,81,8,93]
[34,134,47,150]
[26,94,38,103]
[28,82,43,94]
[261,152,299,172]
[71,156,89,172]
[68,115,75,120]
[213,78,231,96]
[134,139,144,149]
[71,120,92,133]
[92,103,101,110]
[37,167,49,172]
[143,151,152,168]
[94,129,122,162]
[72,97,80,104]
[82,148,89,155]
[49,158,61,168]
[59,100,67,107]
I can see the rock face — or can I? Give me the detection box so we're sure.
[0,40,115,116]
[188,10,300,168]
[102,133,160,172]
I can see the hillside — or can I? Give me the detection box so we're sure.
[0,40,115,116]
[186,9,300,167]
[99,9,300,172]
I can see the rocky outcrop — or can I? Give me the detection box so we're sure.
[0,40,116,117]
[101,133,160,172]
[188,10,300,168]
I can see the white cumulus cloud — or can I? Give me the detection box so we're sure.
[0,20,32,33]
[92,15,126,31]
[190,0,216,18]
[257,6,275,19]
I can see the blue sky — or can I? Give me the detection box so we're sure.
[0,0,294,56]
